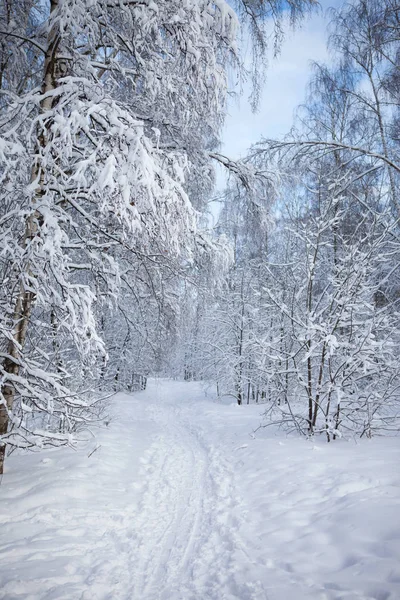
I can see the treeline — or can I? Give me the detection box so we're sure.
[0,0,314,472]
[182,0,400,440]
[2,0,396,475]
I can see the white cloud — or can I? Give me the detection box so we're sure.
[220,4,336,160]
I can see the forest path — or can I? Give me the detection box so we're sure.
[1,380,399,600]
[119,381,263,600]
[0,381,267,600]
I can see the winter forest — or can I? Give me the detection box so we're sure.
[1,0,400,599]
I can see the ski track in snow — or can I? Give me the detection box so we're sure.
[0,380,399,600]
[125,397,263,600]
[0,382,266,600]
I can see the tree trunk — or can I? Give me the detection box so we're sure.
[0,0,60,474]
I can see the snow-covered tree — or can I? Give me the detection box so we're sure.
[0,0,315,471]
[198,0,400,439]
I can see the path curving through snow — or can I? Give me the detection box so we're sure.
[0,380,399,600]
[0,381,265,600]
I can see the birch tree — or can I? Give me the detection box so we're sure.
[203,0,400,438]
[0,0,315,471]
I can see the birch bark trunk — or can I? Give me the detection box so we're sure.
[0,0,60,474]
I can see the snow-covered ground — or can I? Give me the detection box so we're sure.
[0,380,399,600]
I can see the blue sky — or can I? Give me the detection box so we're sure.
[220,0,341,159]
